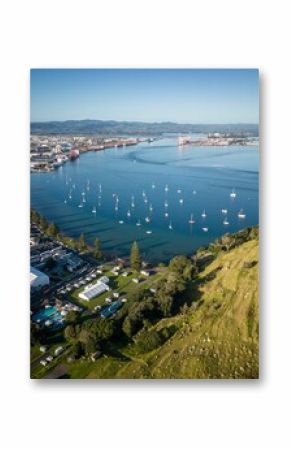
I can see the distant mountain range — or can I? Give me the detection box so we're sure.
[31,120,259,136]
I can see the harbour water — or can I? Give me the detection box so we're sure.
[31,137,259,262]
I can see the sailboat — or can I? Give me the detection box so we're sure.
[145,216,150,223]
[168,221,173,230]
[221,208,228,214]
[179,198,184,205]
[142,190,146,198]
[192,190,197,195]
[165,184,169,192]
[115,205,118,212]
[127,210,131,218]
[152,182,156,189]
[98,183,102,193]
[177,189,182,194]
[149,204,153,212]
[223,217,229,225]
[164,200,169,208]
[136,219,141,227]
[201,209,207,218]
[238,209,246,219]
[230,189,237,198]
[68,192,72,200]
[144,197,148,204]
[92,206,97,214]
[131,195,135,208]
[202,227,209,232]
[146,230,152,234]
[78,203,83,208]
[164,212,169,218]
[64,199,67,204]
[188,213,195,224]
[119,220,124,224]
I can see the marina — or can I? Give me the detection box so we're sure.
[31,137,259,262]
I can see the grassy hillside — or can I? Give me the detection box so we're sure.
[67,236,259,379]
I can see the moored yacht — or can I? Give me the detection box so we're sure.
[238,209,246,219]
[188,213,195,224]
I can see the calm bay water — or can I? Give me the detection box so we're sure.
[31,137,259,262]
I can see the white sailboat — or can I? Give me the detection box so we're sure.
[145,216,150,223]
[92,206,97,214]
[230,189,237,198]
[152,182,156,189]
[221,208,228,214]
[164,200,169,208]
[164,212,169,218]
[177,189,182,194]
[119,220,124,224]
[136,219,141,227]
[165,184,169,192]
[179,198,184,205]
[201,209,207,218]
[238,209,246,219]
[188,213,195,224]
[202,227,209,232]
[144,197,148,204]
[127,210,131,218]
[168,221,173,230]
[149,204,153,212]
[146,230,152,234]
[223,217,229,225]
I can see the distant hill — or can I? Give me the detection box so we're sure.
[31,120,259,137]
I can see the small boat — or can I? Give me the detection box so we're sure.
[146,230,152,234]
[188,213,195,224]
[127,210,131,218]
[230,189,237,198]
[149,204,153,212]
[92,206,97,214]
[142,190,146,197]
[136,219,141,227]
[144,197,148,204]
[78,203,83,208]
[81,191,85,196]
[168,221,173,230]
[179,198,184,204]
[164,212,169,218]
[164,200,169,208]
[98,184,102,193]
[221,208,228,214]
[201,209,207,218]
[82,198,86,203]
[177,189,182,194]
[165,184,169,192]
[119,220,124,224]
[115,206,118,212]
[223,218,229,225]
[145,216,150,223]
[202,227,209,232]
[68,194,72,200]
[64,199,67,204]
[152,183,156,189]
[238,209,246,219]
[192,190,197,195]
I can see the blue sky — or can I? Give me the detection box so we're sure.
[30,69,259,123]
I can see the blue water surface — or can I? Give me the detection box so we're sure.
[31,138,259,262]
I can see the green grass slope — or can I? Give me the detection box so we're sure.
[68,237,259,379]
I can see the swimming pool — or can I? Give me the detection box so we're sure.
[32,306,64,326]
[101,300,123,318]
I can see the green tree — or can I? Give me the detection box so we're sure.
[64,324,76,341]
[39,215,48,231]
[130,241,141,271]
[65,310,78,322]
[94,238,102,259]
[84,336,97,355]
[47,222,59,238]
[71,342,83,359]
[78,233,87,252]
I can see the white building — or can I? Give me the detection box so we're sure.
[79,281,110,301]
[30,266,50,289]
